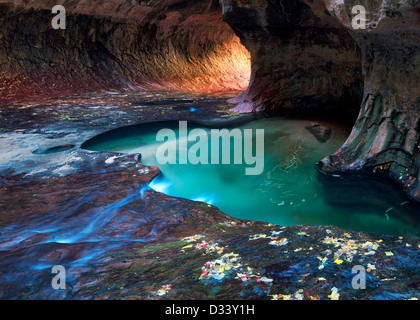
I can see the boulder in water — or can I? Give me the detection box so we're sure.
[305,124,332,143]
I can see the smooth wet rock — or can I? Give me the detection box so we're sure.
[32,144,76,155]
[0,93,419,300]
[134,153,142,163]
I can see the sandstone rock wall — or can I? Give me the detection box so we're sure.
[0,0,418,200]
[221,0,419,200]
[0,0,250,103]
[320,0,420,200]
[221,0,363,117]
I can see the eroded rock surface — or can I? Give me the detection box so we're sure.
[0,0,419,300]
[319,0,420,201]
[221,0,363,116]
[0,0,250,103]
[0,94,418,300]
[1,0,418,200]
[221,0,419,201]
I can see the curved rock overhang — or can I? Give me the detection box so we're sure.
[0,0,418,201]
[0,0,251,103]
[221,0,419,201]
[221,0,364,119]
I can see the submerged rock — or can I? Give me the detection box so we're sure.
[305,124,332,143]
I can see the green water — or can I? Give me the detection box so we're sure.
[83,117,420,238]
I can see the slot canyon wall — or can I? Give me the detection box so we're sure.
[0,0,250,103]
[222,0,363,116]
[320,0,420,201]
[0,0,419,201]
[221,0,419,201]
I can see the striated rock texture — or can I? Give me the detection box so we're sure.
[0,95,419,300]
[319,0,420,201]
[221,0,363,116]
[222,0,419,201]
[0,0,250,103]
[0,0,418,201]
